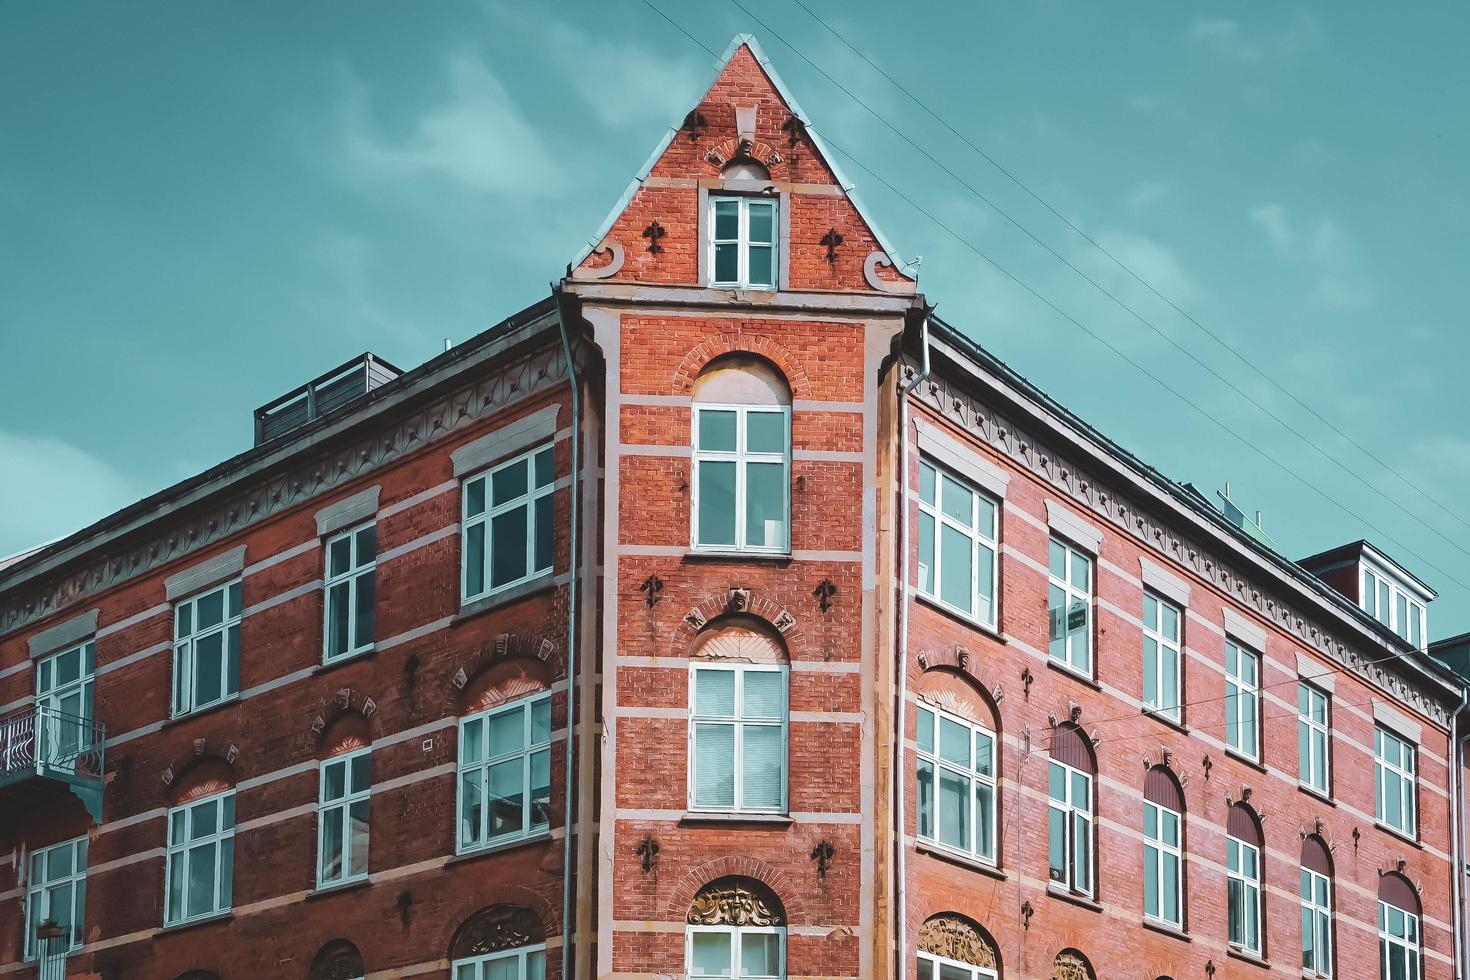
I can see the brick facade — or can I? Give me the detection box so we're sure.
[0,33,1460,980]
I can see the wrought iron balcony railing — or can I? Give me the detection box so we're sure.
[0,705,105,822]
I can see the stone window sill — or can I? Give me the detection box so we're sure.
[1224,747,1267,774]
[306,876,371,901]
[679,811,793,828]
[314,648,378,677]
[1045,883,1102,912]
[161,697,241,730]
[155,910,233,937]
[683,550,793,566]
[914,841,1005,881]
[1045,658,1101,692]
[1375,821,1422,849]
[914,591,1005,643]
[1226,946,1270,970]
[1141,917,1190,943]
[448,831,554,865]
[1141,707,1189,736]
[456,575,556,624]
[1297,782,1336,807]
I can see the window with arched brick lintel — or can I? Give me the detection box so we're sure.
[309,938,365,980]
[686,876,787,980]
[915,670,1000,865]
[1051,948,1095,980]
[456,655,554,854]
[449,905,546,980]
[916,912,1000,980]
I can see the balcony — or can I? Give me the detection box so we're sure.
[0,706,105,823]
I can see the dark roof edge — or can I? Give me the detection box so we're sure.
[922,315,1464,701]
[0,295,559,596]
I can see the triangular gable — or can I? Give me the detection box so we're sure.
[569,34,915,291]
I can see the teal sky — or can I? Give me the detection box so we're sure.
[3,2,1468,635]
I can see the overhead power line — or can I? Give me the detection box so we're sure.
[633,0,1470,597]
[720,0,1470,568]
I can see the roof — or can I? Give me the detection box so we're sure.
[1297,539,1437,600]
[570,34,914,278]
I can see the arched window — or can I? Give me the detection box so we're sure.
[164,762,236,926]
[915,671,998,864]
[686,877,785,979]
[450,905,545,979]
[1300,835,1333,978]
[310,939,366,980]
[1226,803,1264,957]
[916,913,1000,980]
[1378,873,1421,980]
[1052,948,1095,980]
[1047,724,1095,896]
[317,715,371,888]
[691,355,791,555]
[1142,766,1184,929]
[457,658,553,853]
[688,618,789,814]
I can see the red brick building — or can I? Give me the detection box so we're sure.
[1,35,1464,980]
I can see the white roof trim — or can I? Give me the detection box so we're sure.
[570,34,914,279]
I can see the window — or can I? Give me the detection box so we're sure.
[1047,537,1092,675]
[917,952,998,980]
[1362,567,1426,649]
[1142,592,1181,720]
[172,581,241,717]
[709,195,777,290]
[1301,863,1332,977]
[1226,824,1262,956]
[1375,727,1417,838]
[687,924,784,979]
[318,748,370,887]
[915,704,996,862]
[1297,682,1330,795]
[1142,768,1184,929]
[23,837,86,960]
[35,640,95,764]
[916,460,999,626]
[1378,878,1421,980]
[458,694,551,852]
[1224,640,1260,760]
[692,405,790,554]
[1047,759,1092,895]
[462,444,555,603]
[324,523,376,661]
[164,791,235,925]
[453,945,547,980]
[690,663,787,813]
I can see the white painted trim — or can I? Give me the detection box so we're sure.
[314,485,381,537]
[914,418,1010,498]
[1373,699,1423,743]
[1222,606,1267,652]
[1044,499,1102,554]
[27,608,99,660]
[1138,557,1190,608]
[163,544,247,601]
[450,403,561,477]
[1296,652,1337,693]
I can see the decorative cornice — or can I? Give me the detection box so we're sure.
[906,360,1451,726]
[2,344,573,637]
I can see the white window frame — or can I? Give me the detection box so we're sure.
[1047,759,1093,896]
[452,942,547,980]
[1301,865,1333,978]
[164,790,235,926]
[1047,537,1093,676]
[23,837,86,960]
[461,444,555,604]
[1142,591,1182,721]
[317,748,371,888]
[915,704,997,863]
[685,923,786,979]
[1226,834,1263,956]
[1298,682,1331,796]
[171,580,242,718]
[688,662,789,814]
[1378,900,1420,980]
[35,640,96,765]
[916,950,998,980]
[457,693,553,853]
[1375,727,1417,838]
[1143,799,1183,929]
[915,458,1000,627]
[1225,640,1261,761]
[708,194,778,290]
[323,522,376,662]
[1362,566,1426,649]
[691,404,791,555]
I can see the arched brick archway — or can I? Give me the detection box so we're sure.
[673,333,813,400]
[666,856,806,925]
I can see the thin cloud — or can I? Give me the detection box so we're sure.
[1247,204,1373,309]
[1188,11,1324,63]
[0,430,152,558]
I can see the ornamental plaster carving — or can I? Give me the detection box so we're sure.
[916,915,997,969]
[450,905,543,959]
[1,343,579,637]
[1052,949,1095,980]
[905,359,1450,725]
[570,241,625,280]
[686,881,784,927]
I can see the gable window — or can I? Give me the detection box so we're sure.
[1374,727,1417,838]
[1142,768,1184,929]
[710,196,777,290]
[1362,567,1425,649]
[458,693,551,852]
[35,641,95,765]
[692,356,791,555]
[1301,837,1334,979]
[689,662,788,813]
[915,704,996,862]
[172,581,242,717]
[1046,726,1094,896]
[318,748,370,887]
[1047,537,1092,675]
[1224,640,1260,760]
[1226,806,1263,957]
[462,444,555,603]
[324,523,376,662]
[916,460,999,626]
[1297,682,1330,795]
[164,791,235,925]
[1142,591,1181,720]
[23,837,86,960]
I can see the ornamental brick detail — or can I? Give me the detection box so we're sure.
[687,878,785,927]
[917,914,997,969]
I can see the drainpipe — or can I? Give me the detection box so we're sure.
[894,309,930,980]
[1450,688,1468,977]
[554,292,581,980]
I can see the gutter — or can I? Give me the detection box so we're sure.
[1451,690,1469,976]
[894,309,930,980]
